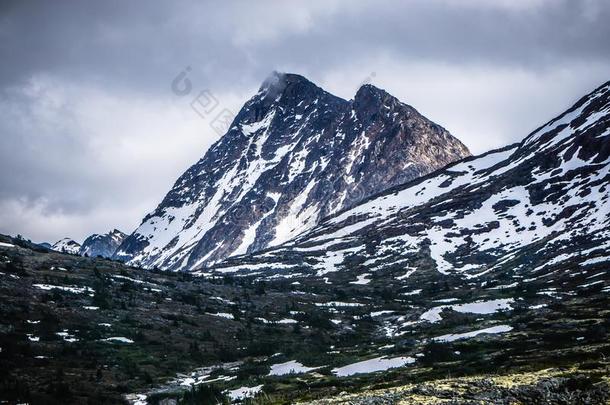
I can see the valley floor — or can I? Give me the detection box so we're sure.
[1,236,609,404]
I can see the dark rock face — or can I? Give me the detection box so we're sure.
[79,229,126,258]
[115,72,470,270]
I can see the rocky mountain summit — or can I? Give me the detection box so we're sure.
[79,229,127,258]
[50,238,81,255]
[115,72,470,270]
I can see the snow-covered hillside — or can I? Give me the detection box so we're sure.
[51,238,81,255]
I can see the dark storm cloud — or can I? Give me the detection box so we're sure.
[0,0,609,242]
[2,1,608,92]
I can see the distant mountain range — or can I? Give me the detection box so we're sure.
[115,72,470,270]
[50,229,126,258]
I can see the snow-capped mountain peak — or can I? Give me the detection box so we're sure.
[51,230,127,258]
[115,72,470,270]
[51,238,81,255]
[80,229,127,258]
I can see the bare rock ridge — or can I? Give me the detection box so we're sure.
[115,72,471,270]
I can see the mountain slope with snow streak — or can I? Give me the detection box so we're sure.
[115,72,470,270]
[79,229,126,258]
[211,81,610,284]
[51,238,81,255]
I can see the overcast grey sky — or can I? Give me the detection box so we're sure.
[1,0,608,243]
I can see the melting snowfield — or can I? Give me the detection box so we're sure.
[432,325,513,343]
[419,298,514,323]
[268,360,320,376]
[227,384,263,401]
[332,356,416,377]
